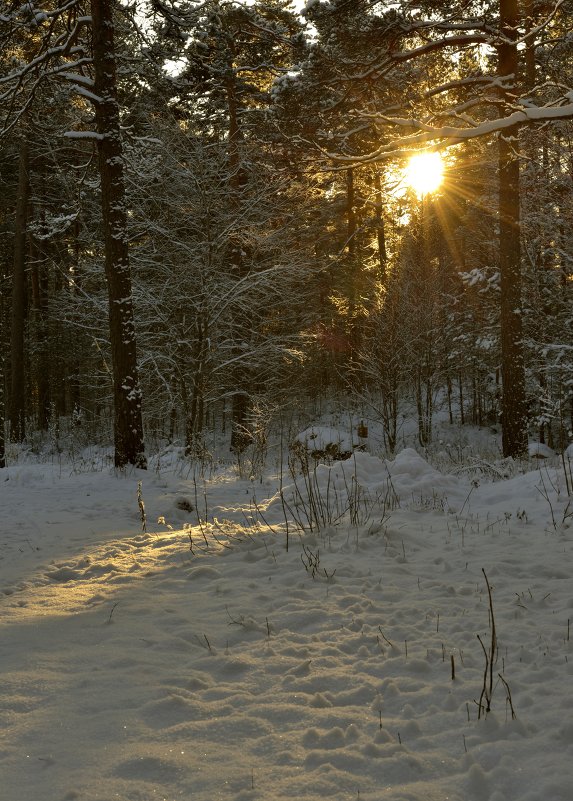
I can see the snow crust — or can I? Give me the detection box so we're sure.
[1,447,572,800]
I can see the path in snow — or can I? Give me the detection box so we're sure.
[0,455,572,801]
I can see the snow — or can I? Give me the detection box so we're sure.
[63,130,104,141]
[1,439,572,800]
[331,98,573,165]
[527,441,555,459]
[61,72,95,87]
[294,424,358,456]
[71,85,104,105]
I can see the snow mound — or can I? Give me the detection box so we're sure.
[274,448,462,524]
[528,441,555,459]
[293,425,357,458]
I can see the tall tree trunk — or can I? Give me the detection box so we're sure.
[9,139,29,442]
[373,170,387,276]
[0,289,6,468]
[346,167,362,364]
[30,238,51,430]
[346,167,356,255]
[226,71,252,454]
[92,0,146,468]
[498,0,528,458]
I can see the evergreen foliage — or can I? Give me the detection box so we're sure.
[1,0,573,461]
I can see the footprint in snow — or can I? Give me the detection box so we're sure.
[45,566,80,582]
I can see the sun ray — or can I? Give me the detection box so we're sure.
[404,151,444,196]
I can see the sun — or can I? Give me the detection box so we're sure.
[404,151,444,197]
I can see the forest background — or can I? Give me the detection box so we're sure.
[2,0,573,469]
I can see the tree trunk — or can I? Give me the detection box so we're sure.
[498,0,528,458]
[226,72,252,454]
[92,0,146,469]
[0,290,5,468]
[9,139,29,442]
[373,171,387,276]
[30,238,51,430]
[347,168,356,255]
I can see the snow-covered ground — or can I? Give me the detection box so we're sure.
[1,436,572,801]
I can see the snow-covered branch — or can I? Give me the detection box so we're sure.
[325,96,573,165]
[63,130,104,140]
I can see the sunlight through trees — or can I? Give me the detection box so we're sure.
[403,152,444,198]
[1,0,573,462]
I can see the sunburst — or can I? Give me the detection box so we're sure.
[404,151,444,197]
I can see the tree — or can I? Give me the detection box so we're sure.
[9,136,29,442]
[143,0,306,451]
[280,0,572,457]
[122,117,321,455]
[497,0,528,457]
[91,0,146,468]
[0,0,147,467]
[0,283,5,467]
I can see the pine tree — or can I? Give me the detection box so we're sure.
[278,0,572,457]
[91,0,146,468]
[0,0,147,466]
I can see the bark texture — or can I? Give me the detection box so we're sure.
[9,139,29,442]
[92,0,146,468]
[498,0,528,458]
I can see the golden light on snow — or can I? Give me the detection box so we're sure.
[404,151,444,197]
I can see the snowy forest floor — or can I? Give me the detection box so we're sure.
[0,421,572,801]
